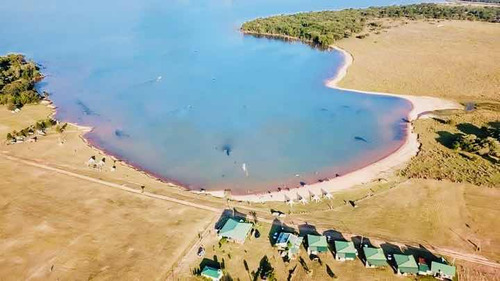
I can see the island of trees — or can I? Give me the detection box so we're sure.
[241,3,500,48]
[0,54,45,110]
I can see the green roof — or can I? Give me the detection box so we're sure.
[307,234,328,248]
[201,266,222,279]
[419,263,430,273]
[394,254,418,273]
[431,261,456,277]
[337,252,357,259]
[219,218,252,242]
[335,241,357,254]
[363,247,387,266]
[310,246,329,253]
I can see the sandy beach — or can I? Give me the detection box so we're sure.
[222,46,462,203]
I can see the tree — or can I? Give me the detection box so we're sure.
[258,256,276,281]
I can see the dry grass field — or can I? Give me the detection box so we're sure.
[1,104,499,280]
[0,106,220,280]
[0,104,52,137]
[336,20,500,103]
[0,156,216,280]
[2,16,500,279]
[401,107,500,186]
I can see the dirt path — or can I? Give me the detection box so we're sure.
[0,152,221,213]
[1,152,498,271]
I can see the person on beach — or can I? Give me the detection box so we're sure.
[141,185,145,193]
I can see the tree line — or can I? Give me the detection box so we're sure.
[241,3,500,48]
[0,54,43,110]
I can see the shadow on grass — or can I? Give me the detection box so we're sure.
[456,123,487,138]
[254,255,274,281]
[298,223,320,237]
[404,244,440,264]
[214,208,248,230]
[436,131,458,148]
[489,121,500,129]
[380,243,402,273]
[192,257,220,275]
[351,236,373,266]
[268,218,296,246]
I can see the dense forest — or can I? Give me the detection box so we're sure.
[241,3,500,47]
[0,54,43,110]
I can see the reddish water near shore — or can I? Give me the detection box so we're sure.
[1,0,415,193]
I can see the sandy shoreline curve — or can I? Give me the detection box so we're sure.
[49,46,461,203]
[211,46,462,203]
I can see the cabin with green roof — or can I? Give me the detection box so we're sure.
[394,254,418,275]
[334,241,357,261]
[307,234,328,255]
[201,266,223,281]
[363,247,388,268]
[431,261,456,280]
[218,218,252,244]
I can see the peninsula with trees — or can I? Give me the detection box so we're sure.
[0,54,45,111]
[241,3,500,48]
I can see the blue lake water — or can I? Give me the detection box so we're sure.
[0,0,417,194]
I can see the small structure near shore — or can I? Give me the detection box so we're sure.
[334,241,357,261]
[394,254,418,275]
[218,218,252,244]
[306,234,328,255]
[363,247,388,268]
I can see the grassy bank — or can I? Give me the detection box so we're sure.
[402,105,500,186]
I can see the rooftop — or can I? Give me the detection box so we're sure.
[334,241,357,254]
[219,218,252,242]
[394,254,418,273]
[201,266,222,279]
[431,261,456,277]
[307,234,328,248]
[363,247,387,266]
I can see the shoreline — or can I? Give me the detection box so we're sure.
[213,46,462,203]
[42,45,461,203]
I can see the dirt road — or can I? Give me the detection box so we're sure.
[1,152,498,271]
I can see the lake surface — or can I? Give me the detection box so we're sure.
[0,0,418,194]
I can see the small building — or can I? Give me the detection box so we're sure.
[307,234,328,255]
[218,218,252,244]
[334,241,357,261]
[363,247,388,268]
[431,261,456,280]
[201,266,223,281]
[394,254,418,275]
[275,232,303,259]
[418,257,432,275]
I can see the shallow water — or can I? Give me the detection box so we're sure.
[0,0,417,193]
